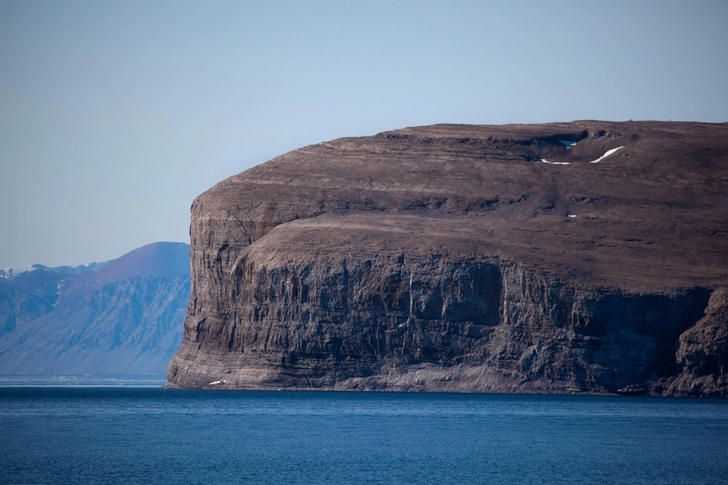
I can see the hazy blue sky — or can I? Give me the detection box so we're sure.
[1,0,727,267]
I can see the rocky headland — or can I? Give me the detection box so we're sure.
[167,121,728,397]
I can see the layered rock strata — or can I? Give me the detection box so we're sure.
[168,121,728,396]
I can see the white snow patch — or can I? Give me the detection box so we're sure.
[589,146,623,163]
[209,380,226,386]
[540,159,571,165]
[54,281,64,307]
[568,215,577,218]
[540,146,624,166]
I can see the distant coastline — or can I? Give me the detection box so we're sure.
[0,375,167,387]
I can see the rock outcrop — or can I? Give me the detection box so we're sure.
[167,121,728,396]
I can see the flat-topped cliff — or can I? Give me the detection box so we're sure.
[167,121,728,396]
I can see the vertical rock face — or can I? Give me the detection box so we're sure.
[167,122,728,396]
[672,289,728,395]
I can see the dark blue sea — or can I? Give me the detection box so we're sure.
[1,388,727,484]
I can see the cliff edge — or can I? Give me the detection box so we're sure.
[167,121,728,397]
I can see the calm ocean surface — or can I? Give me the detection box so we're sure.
[1,388,727,485]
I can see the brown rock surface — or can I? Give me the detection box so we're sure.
[167,121,728,396]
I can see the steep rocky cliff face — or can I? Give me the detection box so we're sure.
[167,121,728,396]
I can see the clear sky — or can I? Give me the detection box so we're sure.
[1,0,727,268]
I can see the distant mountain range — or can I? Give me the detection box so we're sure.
[0,261,108,279]
[0,242,190,377]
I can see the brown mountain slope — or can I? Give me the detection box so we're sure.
[167,121,728,396]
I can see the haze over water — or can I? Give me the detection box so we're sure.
[1,388,727,484]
